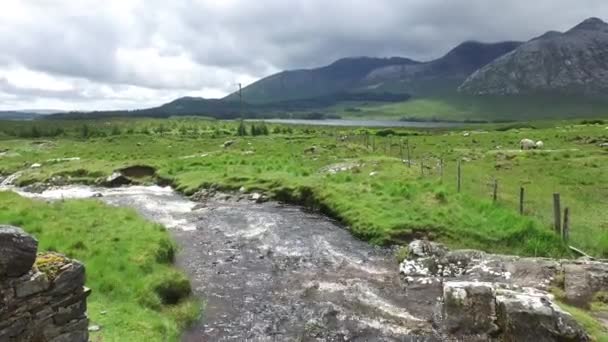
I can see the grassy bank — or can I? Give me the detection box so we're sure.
[334,95,608,121]
[1,118,607,258]
[0,192,200,342]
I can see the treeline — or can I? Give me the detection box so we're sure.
[44,92,411,121]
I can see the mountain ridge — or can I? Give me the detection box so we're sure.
[459,17,608,96]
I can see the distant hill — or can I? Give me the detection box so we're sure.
[0,111,43,120]
[459,18,608,96]
[224,57,418,104]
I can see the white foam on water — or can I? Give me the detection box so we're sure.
[0,172,23,187]
[353,316,414,336]
[7,185,199,232]
[318,237,391,275]
[13,186,99,199]
[311,280,422,323]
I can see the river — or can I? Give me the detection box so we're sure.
[6,185,441,341]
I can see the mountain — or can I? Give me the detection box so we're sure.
[228,41,521,104]
[459,17,608,96]
[225,57,418,104]
[0,111,43,120]
[359,41,522,95]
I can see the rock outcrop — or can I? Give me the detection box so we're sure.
[401,240,601,341]
[459,17,608,96]
[0,225,38,277]
[0,226,89,342]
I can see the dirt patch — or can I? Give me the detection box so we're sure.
[117,165,156,178]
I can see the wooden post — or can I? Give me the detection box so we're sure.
[457,159,462,193]
[553,193,561,235]
[407,140,412,168]
[519,187,525,215]
[420,159,424,176]
[493,179,498,203]
[562,207,570,242]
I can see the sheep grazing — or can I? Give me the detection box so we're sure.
[520,139,536,150]
[520,139,544,150]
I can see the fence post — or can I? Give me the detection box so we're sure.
[420,159,424,177]
[407,140,412,168]
[457,159,462,193]
[562,207,570,243]
[493,179,498,203]
[519,187,525,215]
[553,193,561,235]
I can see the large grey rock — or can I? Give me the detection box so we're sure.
[496,289,589,341]
[563,261,608,307]
[437,282,589,341]
[441,282,499,336]
[0,226,38,278]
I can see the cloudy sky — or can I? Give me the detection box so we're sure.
[0,0,606,111]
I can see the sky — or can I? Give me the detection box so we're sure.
[0,0,606,111]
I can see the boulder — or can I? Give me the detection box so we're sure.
[563,261,608,307]
[495,289,589,341]
[441,282,498,336]
[102,172,131,187]
[407,240,448,259]
[437,282,589,341]
[0,226,38,278]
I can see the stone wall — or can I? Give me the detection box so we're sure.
[0,225,89,342]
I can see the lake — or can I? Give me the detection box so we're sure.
[257,119,463,128]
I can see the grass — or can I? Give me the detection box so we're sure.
[334,94,608,121]
[0,192,200,342]
[2,117,607,258]
[557,302,608,342]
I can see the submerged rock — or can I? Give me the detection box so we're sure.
[102,173,131,187]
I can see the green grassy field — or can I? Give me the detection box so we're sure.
[332,95,608,121]
[1,118,607,258]
[0,191,200,342]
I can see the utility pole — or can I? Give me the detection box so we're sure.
[238,83,243,118]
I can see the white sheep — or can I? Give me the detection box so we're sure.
[535,141,544,149]
[520,139,536,150]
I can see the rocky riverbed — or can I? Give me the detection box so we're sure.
[2,183,605,341]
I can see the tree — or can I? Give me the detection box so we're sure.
[81,124,90,138]
[237,120,248,136]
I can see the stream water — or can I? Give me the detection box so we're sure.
[4,185,441,341]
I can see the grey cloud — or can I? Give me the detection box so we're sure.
[0,0,607,109]
[0,77,89,100]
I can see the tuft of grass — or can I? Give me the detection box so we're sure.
[0,191,200,342]
[557,302,608,342]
